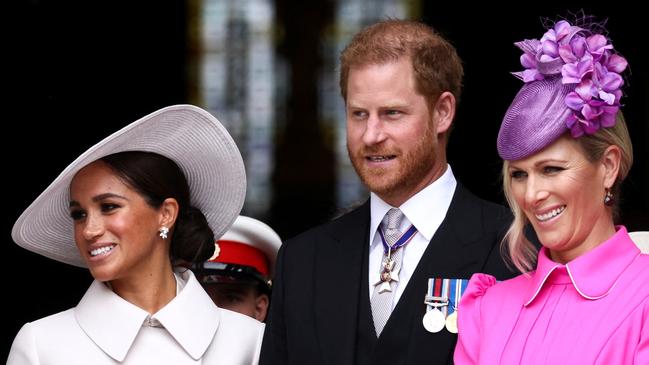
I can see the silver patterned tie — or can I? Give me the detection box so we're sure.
[370,208,405,336]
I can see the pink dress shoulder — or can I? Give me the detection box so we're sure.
[454,227,649,365]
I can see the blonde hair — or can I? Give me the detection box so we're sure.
[502,113,633,273]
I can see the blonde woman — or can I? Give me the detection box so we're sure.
[455,17,648,364]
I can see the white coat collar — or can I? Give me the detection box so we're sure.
[74,269,220,361]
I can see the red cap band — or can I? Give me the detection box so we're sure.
[210,240,270,276]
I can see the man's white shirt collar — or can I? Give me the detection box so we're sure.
[369,164,457,245]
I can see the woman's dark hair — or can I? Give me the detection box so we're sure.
[100,151,214,264]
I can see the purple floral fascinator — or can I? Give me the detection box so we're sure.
[497,18,628,160]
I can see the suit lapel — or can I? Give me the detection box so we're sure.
[314,202,370,365]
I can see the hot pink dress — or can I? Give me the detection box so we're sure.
[454,226,649,364]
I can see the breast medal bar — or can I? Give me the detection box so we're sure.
[423,278,469,333]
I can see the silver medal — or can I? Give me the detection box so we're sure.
[422,308,446,333]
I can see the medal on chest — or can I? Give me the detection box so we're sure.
[372,225,417,293]
[423,278,469,333]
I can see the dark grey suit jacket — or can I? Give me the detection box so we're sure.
[260,184,515,365]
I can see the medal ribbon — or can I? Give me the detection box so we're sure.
[447,278,469,316]
[433,277,442,298]
[425,278,448,312]
[426,278,469,315]
[441,278,451,317]
[425,279,434,312]
[378,224,417,253]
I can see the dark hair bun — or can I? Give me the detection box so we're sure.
[170,206,215,264]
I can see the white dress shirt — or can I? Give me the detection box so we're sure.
[368,164,457,308]
[8,269,264,364]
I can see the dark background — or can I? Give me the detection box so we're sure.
[4,1,647,359]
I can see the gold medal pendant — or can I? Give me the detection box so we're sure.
[445,310,458,333]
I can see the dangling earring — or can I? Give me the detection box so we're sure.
[159,226,169,239]
[604,189,614,206]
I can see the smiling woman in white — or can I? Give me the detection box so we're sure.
[8,105,264,364]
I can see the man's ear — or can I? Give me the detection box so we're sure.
[254,293,270,322]
[432,91,456,134]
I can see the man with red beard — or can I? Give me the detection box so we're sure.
[261,20,515,365]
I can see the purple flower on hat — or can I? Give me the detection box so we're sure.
[559,36,587,63]
[512,19,628,137]
[539,20,572,61]
[604,53,629,73]
[561,54,593,84]
[586,34,613,61]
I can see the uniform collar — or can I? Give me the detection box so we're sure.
[369,164,456,244]
[525,226,640,306]
[74,269,219,361]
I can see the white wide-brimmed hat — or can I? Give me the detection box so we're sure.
[12,104,246,267]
